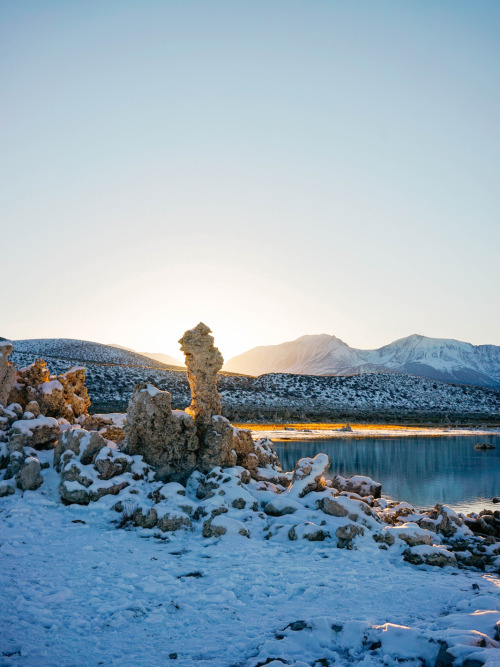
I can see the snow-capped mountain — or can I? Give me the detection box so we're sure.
[224,334,500,388]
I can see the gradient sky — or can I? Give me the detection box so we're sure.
[1,1,499,361]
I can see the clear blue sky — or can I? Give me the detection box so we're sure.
[1,1,499,359]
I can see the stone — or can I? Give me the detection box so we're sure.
[202,519,227,538]
[59,481,90,505]
[197,416,238,472]
[179,323,224,433]
[9,416,60,450]
[81,413,126,443]
[53,428,106,471]
[3,451,26,480]
[288,522,328,541]
[0,483,15,497]
[403,545,457,567]
[264,497,303,516]
[125,383,198,483]
[8,359,90,423]
[25,401,41,417]
[134,507,158,529]
[344,475,382,499]
[57,366,90,419]
[16,457,43,491]
[318,496,349,517]
[289,454,330,497]
[94,447,132,480]
[384,523,432,547]
[8,359,50,407]
[0,342,16,406]
[336,523,365,548]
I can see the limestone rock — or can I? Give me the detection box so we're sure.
[344,475,382,499]
[81,413,126,443]
[0,342,16,406]
[9,416,60,450]
[8,359,90,423]
[134,506,158,529]
[288,522,328,541]
[0,483,15,497]
[403,545,457,567]
[383,522,432,547]
[125,383,198,483]
[16,457,43,491]
[59,480,91,505]
[57,366,90,419]
[179,323,223,432]
[94,447,132,480]
[4,451,26,480]
[289,454,330,497]
[335,523,365,548]
[25,401,41,417]
[264,496,303,517]
[197,416,237,472]
[54,428,106,471]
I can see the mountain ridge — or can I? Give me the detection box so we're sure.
[223,333,500,388]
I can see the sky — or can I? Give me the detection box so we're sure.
[1,1,499,361]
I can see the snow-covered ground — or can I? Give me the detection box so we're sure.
[1,456,499,667]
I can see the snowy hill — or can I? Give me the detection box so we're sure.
[224,334,500,388]
[140,351,185,367]
[110,344,184,367]
[12,339,183,370]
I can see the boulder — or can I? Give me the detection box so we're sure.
[81,413,126,443]
[344,475,382,499]
[264,496,303,517]
[383,522,433,547]
[53,428,106,471]
[9,416,60,450]
[289,454,330,497]
[197,415,238,472]
[336,523,365,548]
[94,447,132,480]
[125,383,198,483]
[3,451,26,480]
[8,359,90,423]
[288,522,329,541]
[403,545,457,567]
[16,457,43,491]
[0,483,15,497]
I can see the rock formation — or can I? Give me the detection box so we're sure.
[179,323,223,433]
[125,383,198,483]
[123,324,286,484]
[0,342,16,406]
[8,359,90,423]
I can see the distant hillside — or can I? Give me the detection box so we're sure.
[12,338,183,370]
[140,352,185,367]
[110,344,184,368]
[224,334,500,388]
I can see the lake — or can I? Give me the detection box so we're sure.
[273,434,500,514]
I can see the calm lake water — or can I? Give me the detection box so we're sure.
[273,435,500,515]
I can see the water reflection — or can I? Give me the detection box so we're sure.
[273,435,500,514]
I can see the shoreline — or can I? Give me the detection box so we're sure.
[240,422,500,440]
